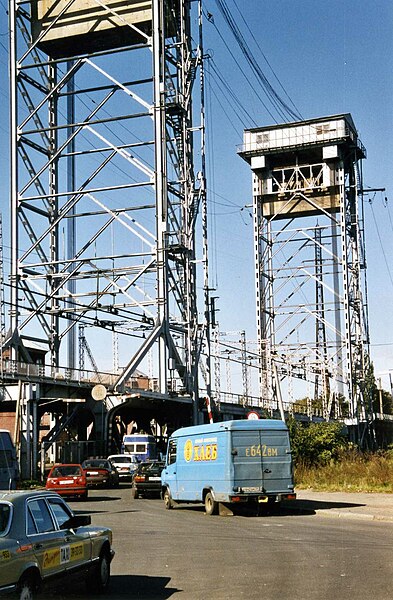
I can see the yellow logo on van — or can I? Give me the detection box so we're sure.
[184,439,218,462]
[184,439,193,462]
[193,444,217,461]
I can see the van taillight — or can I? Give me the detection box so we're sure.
[134,475,145,482]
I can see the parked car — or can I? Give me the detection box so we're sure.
[131,461,165,499]
[46,464,88,499]
[0,489,114,599]
[82,459,119,488]
[107,454,139,480]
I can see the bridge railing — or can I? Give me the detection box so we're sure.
[2,359,392,422]
[1,359,125,387]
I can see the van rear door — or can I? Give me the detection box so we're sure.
[231,428,292,494]
[258,429,293,494]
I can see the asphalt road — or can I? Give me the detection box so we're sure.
[45,485,392,600]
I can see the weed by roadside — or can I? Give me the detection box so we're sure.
[295,450,393,493]
[17,479,45,489]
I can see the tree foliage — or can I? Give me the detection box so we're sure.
[286,417,349,467]
[364,355,393,415]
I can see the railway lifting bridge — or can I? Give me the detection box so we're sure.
[1,1,391,478]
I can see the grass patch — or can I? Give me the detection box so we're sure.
[295,450,393,493]
[17,479,45,490]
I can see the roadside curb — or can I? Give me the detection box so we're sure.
[311,510,393,522]
[283,503,393,523]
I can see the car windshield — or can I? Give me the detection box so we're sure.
[112,456,131,464]
[83,460,110,469]
[0,503,11,535]
[52,465,82,477]
[139,462,163,474]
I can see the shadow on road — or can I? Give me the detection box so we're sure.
[83,495,123,502]
[40,575,180,599]
[280,498,366,517]
[107,574,181,598]
[221,498,367,518]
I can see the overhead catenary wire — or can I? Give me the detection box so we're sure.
[369,197,393,290]
[231,0,303,120]
[213,0,302,122]
[207,59,258,127]
[383,195,393,233]
[206,76,244,136]
[204,8,278,123]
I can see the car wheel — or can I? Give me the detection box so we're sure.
[163,488,173,510]
[204,491,218,516]
[17,573,37,600]
[88,548,111,592]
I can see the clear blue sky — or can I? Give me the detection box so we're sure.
[0,0,392,393]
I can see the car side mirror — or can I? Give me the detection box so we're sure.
[61,515,91,530]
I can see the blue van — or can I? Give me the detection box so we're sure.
[161,419,296,515]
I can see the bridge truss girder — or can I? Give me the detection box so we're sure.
[8,0,210,421]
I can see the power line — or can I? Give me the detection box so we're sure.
[205,8,278,122]
[368,198,393,290]
[214,0,302,122]
[207,59,258,127]
[383,195,393,234]
[231,0,302,120]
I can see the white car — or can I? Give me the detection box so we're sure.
[107,454,139,480]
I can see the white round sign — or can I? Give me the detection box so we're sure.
[91,384,107,401]
[247,411,260,420]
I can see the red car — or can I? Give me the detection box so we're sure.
[46,463,88,499]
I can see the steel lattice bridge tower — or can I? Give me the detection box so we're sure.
[239,115,372,442]
[7,0,210,424]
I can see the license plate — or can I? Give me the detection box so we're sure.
[88,471,99,475]
[59,480,71,484]
[149,476,160,481]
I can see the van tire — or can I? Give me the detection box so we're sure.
[204,491,218,516]
[163,488,173,510]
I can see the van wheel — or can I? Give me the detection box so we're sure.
[163,489,173,510]
[204,491,218,516]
